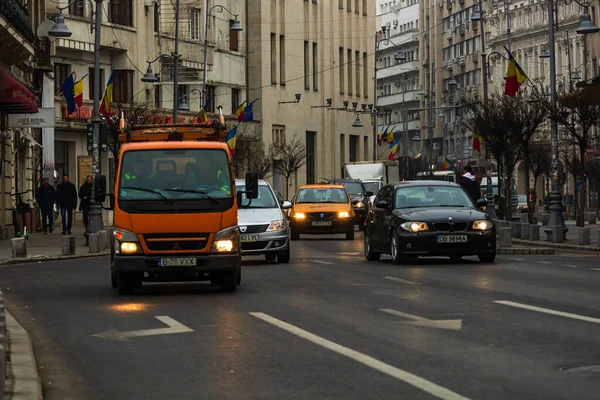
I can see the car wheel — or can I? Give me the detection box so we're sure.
[364,230,381,261]
[346,230,355,240]
[236,261,242,285]
[220,270,237,292]
[111,257,117,289]
[117,272,135,295]
[277,246,291,263]
[291,231,300,240]
[358,220,365,231]
[478,252,496,263]
[390,231,404,265]
[265,253,277,261]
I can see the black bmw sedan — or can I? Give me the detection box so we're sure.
[364,181,496,264]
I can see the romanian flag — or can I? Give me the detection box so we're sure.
[388,136,401,161]
[99,69,115,120]
[473,132,483,153]
[74,78,84,109]
[226,126,238,156]
[197,107,208,123]
[412,152,422,161]
[385,127,395,143]
[441,156,453,171]
[235,100,247,123]
[378,123,391,145]
[60,73,76,114]
[504,47,528,97]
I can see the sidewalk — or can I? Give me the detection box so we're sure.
[0,225,111,265]
[510,219,600,251]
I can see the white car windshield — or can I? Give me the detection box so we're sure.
[395,185,474,209]
[237,185,277,208]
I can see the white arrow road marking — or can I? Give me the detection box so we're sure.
[380,309,463,331]
[495,301,600,324]
[93,316,194,342]
[313,260,333,265]
[249,312,471,400]
[563,265,580,268]
[383,276,422,285]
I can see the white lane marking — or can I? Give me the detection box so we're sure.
[590,268,600,271]
[93,316,194,341]
[510,258,526,261]
[535,261,552,265]
[249,312,471,400]
[563,265,580,268]
[383,276,422,285]
[495,301,600,324]
[313,260,333,265]
[380,309,462,331]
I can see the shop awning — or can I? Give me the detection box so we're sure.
[0,69,38,114]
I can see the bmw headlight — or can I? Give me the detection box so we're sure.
[354,201,365,209]
[267,219,285,231]
[472,220,493,230]
[400,222,429,232]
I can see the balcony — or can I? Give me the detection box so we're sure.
[377,60,420,79]
[0,0,35,64]
[377,90,420,107]
[458,24,465,36]
[472,50,479,63]
[458,56,466,67]
[446,30,453,40]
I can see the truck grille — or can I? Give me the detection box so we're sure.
[143,233,208,251]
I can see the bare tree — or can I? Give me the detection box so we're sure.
[528,141,552,196]
[541,88,600,226]
[240,140,280,179]
[274,136,307,198]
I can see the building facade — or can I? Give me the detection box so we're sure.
[247,0,375,198]
[45,0,248,223]
[376,0,422,172]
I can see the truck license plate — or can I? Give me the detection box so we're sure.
[158,258,196,267]
[240,234,259,242]
[436,235,468,243]
[312,221,332,226]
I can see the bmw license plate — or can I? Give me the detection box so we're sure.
[158,258,196,267]
[240,234,259,242]
[312,221,332,226]
[437,235,468,243]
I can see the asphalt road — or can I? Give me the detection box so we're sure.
[1,233,600,399]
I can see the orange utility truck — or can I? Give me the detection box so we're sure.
[100,109,258,294]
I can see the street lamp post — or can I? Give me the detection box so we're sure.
[49,0,104,235]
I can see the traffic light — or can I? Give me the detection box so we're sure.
[86,124,93,154]
[94,174,107,202]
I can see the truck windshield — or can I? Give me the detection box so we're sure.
[118,148,233,201]
[363,182,379,194]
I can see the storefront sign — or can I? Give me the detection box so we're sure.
[62,105,92,121]
[8,108,55,128]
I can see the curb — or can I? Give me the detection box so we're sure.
[511,239,600,252]
[0,251,110,266]
[497,247,555,255]
[5,311,43,400]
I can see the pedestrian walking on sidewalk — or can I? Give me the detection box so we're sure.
[36,178,56,234]
[460,165,481,203]
[79,175,92,233]
[56,174,77,235]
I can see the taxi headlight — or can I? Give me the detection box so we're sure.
[338,211,351,218]
[293,212,306,219]
[472,220,493,231]
[211,227,239,253]
[400,222,429,232]
[354,201,365,209]
[267,219,285,231]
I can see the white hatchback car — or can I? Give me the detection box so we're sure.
[236,179,292,263]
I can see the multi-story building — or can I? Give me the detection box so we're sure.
[376,0,422,170]
[45,0,248,223]
[247,0,375,197]
[419,0,485,173]
[0,0,43,235]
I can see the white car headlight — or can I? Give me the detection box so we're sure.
[400,222,429,232]
[472,220,493,230]
[267,219,285,231]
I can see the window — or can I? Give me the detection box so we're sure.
[355,0,359,13]
[312,42,318,90]
[271,33,277,84]
[339,0,344,9]
[306,131,316,185]
[304,41,309,90]
[355,50,361,97]
[231,88,242,113]
[347,49,353,95]
[190,8,200,40]
[363,136,368,160]
[280,35,286,84]
[178,85,188,108]
[54,63,71,95]
[347,0,351,11]
[272,125,285,146]
[349,135,359,162]
[363,52,368,97]
[88,67,105,101]
[339,47,345,94]
[340,134,346,165]
[154,85,161,108]
[113,70,133,104]
[69,2,84,17]
[109,0,133,27]
[363,0,367,15]
[154,5,159,33]
[230,19,239,51]
[205,85,216,112]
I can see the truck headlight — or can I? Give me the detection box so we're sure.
[211,227,239,253]
[267,219,285,231]
[400,222,429,232]
[338,211,351,218]
[472,220,493,230]
[120,242,138,254]
[114,229,141,255]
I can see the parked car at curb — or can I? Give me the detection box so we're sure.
[236,179,292,263]
[364,181,496,264]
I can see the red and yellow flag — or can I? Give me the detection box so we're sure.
[504,49,527,97]
[74,78,84,108]
[99,69,114,119]
[473,132,483,153]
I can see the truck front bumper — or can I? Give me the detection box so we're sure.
[114,253,239,274]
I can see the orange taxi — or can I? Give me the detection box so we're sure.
[289,184,356,240]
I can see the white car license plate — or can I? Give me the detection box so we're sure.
[241,234,259,242]
[437,235,468,243]
[312,221,332,226]
[158,258,196,267]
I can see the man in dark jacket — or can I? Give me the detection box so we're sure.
[459,165,481,203]
[79,175,93,232]
[36,178,56,234]
[56,174,78,234]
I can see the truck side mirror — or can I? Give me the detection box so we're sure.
[245,172,259,199]
[101,193,115,210]
[94,175,107,202]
